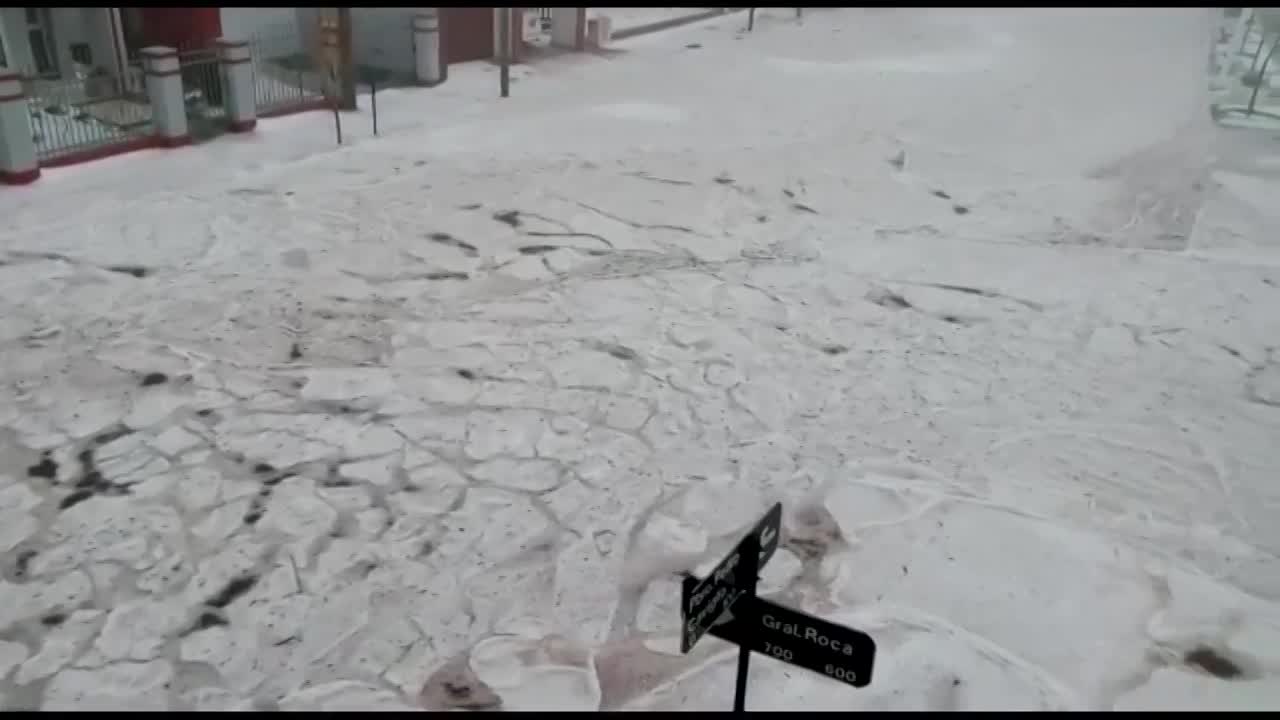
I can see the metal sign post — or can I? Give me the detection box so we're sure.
[499,7,511,98]
[731,533,758,711]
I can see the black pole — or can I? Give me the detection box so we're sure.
[499,7,510,98]
[732,534,760,712]
[747,8,756,32]
[438,8,449,85]
[333,98,342,145]
[371,80,378,136]
[733,629,752,711]
[1240,11,1255,53]
[1249,32,1267,73]
[1248,35,1279,115]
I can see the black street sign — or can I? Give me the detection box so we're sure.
[677,502,875,710]
[709,595,877,688]
[680,503,783,654]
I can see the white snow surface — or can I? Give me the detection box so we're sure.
[589,7,717,34]
[2,6,1280,712]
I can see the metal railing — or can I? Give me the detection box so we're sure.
[24,72,153,164]
[177,47,232,141]
[248,30,327,115]
[121,61,146,98]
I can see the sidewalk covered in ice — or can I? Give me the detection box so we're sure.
[1,7,1279,712]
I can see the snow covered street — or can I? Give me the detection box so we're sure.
[2,6,1280,711]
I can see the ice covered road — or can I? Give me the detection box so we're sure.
[2,6,1279,711]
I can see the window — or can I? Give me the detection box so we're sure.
[70,42,91,66]
[0,9,10,68]
[25,8,58,76]
[28,29,53,74]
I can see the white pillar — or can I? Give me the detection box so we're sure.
[217,39,257,132]
[586,15,613,49]
[0,68,40,184]
[549,8,582,50]
[413,11,443,86]
[140,47,190,147]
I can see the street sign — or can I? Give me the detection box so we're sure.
[677,501,876,710]
[709,595,877,688]
[680,502,782,654]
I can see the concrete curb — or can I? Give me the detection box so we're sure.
[611,8,747,42]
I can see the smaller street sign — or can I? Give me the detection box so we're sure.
[680,503,783,654]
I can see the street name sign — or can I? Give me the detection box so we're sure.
[677,502,877,710]
[680,502,781,654]
[709,595,876,688]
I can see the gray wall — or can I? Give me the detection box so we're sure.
[221,7,305,57]
[218,8,425,75]
[351,8,418,75]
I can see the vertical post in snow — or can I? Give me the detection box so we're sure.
[747,8,756,32]
[499,7,511,98]
[1248,35,1279,114]
[1249,30,1269,73]
[371,80,378,136]
[438,8,450,85]
[1240,11,1256,53]
[796,8,803,19]
[1231,8,1252,55]
[732,534,760,713]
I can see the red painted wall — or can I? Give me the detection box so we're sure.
[138,7,222,51]
[440,7,494,64]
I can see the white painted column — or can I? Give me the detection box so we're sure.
[140,47,190,147]
[586,14,613,49]
[217,39,256,132]
[0,68,41,184]
[413,11,443,86]
[549,8,583,50]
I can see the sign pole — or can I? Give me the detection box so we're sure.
[732,534,759,712]
[499,7,511,98]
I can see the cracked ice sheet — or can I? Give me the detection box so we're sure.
[2,4,1280,714]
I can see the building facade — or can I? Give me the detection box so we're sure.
[0,8,130,81]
